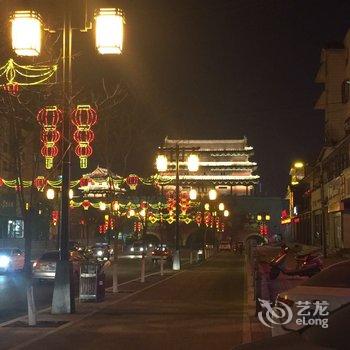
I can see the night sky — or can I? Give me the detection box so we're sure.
[5,0,350,196]
[115,0,350,196]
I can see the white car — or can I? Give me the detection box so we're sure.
[0,248,25,273]
[272,260,350,337]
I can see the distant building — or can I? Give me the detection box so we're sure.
[159,137,260,196]
[284,30,350,250]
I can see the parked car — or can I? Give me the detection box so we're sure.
[272,259,350,337]
[32,250,84,281]
[151,244,173,264]
[219,240,231,251]
[234,302,350,350]
[0,248,24,273]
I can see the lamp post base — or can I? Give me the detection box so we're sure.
[172,250,181,270]
[51,260,75,314]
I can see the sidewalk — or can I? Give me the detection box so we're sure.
[0,253,247,350]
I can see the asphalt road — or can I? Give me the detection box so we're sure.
[24,252,245,350]
[0,256,162,323]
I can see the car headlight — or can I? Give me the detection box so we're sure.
[0,255,10,268]
[130,247,134,252]
[97,250,103,257]
[140,247,144,252]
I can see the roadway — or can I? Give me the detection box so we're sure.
[0,256,162,323]
[22,252,245,350]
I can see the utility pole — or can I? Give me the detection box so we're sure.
[173,144,181,270]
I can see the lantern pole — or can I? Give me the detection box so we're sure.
[52,0,74,314]
[173,144,181,270]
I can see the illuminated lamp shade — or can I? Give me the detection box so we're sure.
[11,11,42,56]
[204,203,210,211]
[208,189,217,201]
[99,202,107,211]
[224,210,229,217]
[294,161,304,169]
[95,8,124,55]
[156,154,168,172]
[218,202,225,211]
[140,208,146,217]
[189,188,197,201]
[187,154,199,172]
[46,188,55,200]
[69,189,74,199]
[112,201,119,212]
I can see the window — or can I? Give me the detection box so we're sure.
[342,79,350,104]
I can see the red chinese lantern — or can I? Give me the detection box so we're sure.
[180,191,190,214]
[79,177,90,187]
[3,82,20,96]
[41,145,59,169]
[82,200,91,211]
[140,201,148,209]
[73,129,95,144]
[33,176,47,191]
[75,145,93,169]
[37,106,62,169]
[37,106,63,129]
[126,174,139,190]
[0,178,3,187]
[71,105,98,169]
[204,212,211,227]
[195,212,202,227]
[51,210,59,226]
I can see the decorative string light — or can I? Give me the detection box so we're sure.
[0,59,57,95]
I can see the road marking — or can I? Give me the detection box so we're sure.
[7,271,186,350]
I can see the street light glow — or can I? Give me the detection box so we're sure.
[189,188,197,200]
[11,11,42,56]
[208,189,217,201]
[156,154,168,172]
[99,202,107,211]
[95,8,124,55]
[224,209,229,217]
[187,154,199,172]
[46,188,55,200]
[294,161,304,169]
[218,202,225,211]
[112,201,120,212]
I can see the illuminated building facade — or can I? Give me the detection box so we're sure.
[159,137,260,196]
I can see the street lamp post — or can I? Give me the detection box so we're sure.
[156,146,199,270]
[10,3,125,314]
